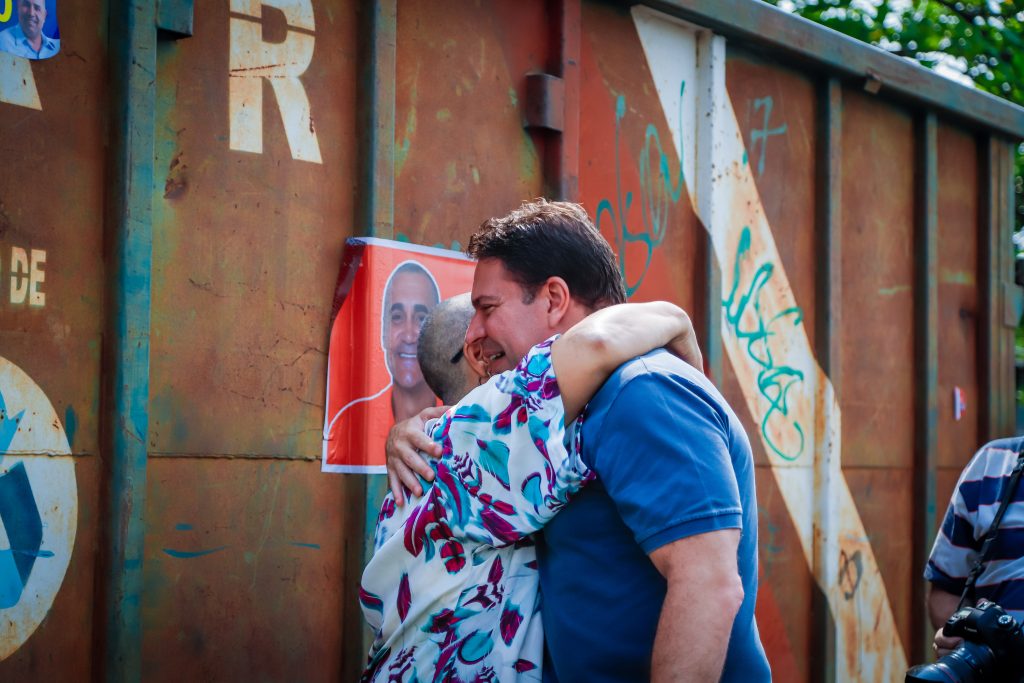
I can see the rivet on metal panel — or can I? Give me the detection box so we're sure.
[156,0,194,38]
[524,73,565,132]
[863,71,882,95]
[1002,281,1023,327]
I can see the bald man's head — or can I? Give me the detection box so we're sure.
[417,293,476,405]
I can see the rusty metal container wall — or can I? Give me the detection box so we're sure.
[840,88,918,659]
[723,48,820,682]
[0,0,107,677]
[142,0,359,680]
[0,1,1020,681]
[394,1,549,246]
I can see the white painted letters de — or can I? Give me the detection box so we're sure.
[229,0,322,163]
[8,248,45,307]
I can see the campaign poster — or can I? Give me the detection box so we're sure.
[322,238,475,473]
[0,0,60,60]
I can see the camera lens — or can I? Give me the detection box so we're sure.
[905,642,997,683]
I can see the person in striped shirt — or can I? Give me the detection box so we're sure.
[925,436,1024,655]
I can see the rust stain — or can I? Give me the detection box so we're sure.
[163,177,188,200]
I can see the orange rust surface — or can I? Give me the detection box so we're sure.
[0,0,1007,678]
[838,90,918,662]
[0,0,106,676]
[394,0,547,249]
[0,0,106,459]
[839,92,916,470]
[577,1,700,318]
[936,124,981,477]
[140,458,350,682]
[726,48,819,355]
[842,465,915,657]
[148,0,357,460]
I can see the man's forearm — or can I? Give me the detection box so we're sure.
[650,571,743,682]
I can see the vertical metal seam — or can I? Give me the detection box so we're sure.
[347,1,398,679]
[980,137,1016,440]
[356,0,397,238]
[979,136,998,441]
[555,0,580,201]
[912,111,939,664]
[1002,140,1016,435]
[695,31,724,385]
[100,1,157,681]
[811,76,841,683]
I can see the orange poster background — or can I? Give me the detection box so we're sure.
[322,238,475,473]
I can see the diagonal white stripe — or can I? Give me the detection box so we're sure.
[632,7,907,679]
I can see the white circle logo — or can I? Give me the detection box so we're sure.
[0,357,77,660]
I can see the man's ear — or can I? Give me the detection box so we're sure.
[463,340,490,381]
[540,276,572,328]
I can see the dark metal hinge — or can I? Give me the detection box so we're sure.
[524,72,564,133]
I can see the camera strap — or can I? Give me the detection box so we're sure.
[959,441,1024,611]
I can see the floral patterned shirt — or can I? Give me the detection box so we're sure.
[359,337,591,682]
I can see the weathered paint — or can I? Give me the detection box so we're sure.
[809,75,843,683]
[647,0,1024,139]
[0,358,76,660]
[101,1,157,680]
[0,1,1020,681]
[911,111,939,661]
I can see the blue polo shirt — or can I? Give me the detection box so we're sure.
[538,350,770,682]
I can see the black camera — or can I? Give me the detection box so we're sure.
[906,600,1024,683]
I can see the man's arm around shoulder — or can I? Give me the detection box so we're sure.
[649,528,743,682]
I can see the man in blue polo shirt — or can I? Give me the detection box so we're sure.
[462,200,770,681]
[386,200,770,680]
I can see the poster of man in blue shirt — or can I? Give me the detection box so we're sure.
[0,0,59,60]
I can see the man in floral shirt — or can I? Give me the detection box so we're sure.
[360,295,700,681]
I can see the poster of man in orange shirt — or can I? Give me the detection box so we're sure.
[322,238,474,473]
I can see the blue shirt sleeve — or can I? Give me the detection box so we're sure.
[584,364,742,555]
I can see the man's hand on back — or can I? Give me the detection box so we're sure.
[386,405,447,505]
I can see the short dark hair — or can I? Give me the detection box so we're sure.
[466,199,626,309]
[417,294,474,404]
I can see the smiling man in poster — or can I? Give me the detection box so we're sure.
[381,262,441,422]
[322,240,475,473]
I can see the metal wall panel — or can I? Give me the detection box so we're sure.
[0,0,107,677]
[148,0,357,461]
[393,0,548,247]
[935,123,980,526]
[840,89,917,657]
[577,2,701,317]
[723,48,820,681]
[140,459,349,682]
[0,0,1019,680]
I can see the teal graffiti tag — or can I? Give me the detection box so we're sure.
[596,82,686,298]
[722,226,806,461]
[750,97,787,176]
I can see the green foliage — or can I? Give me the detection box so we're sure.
[762,0,1024,233]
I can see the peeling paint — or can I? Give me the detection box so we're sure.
[0,357,76,661]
